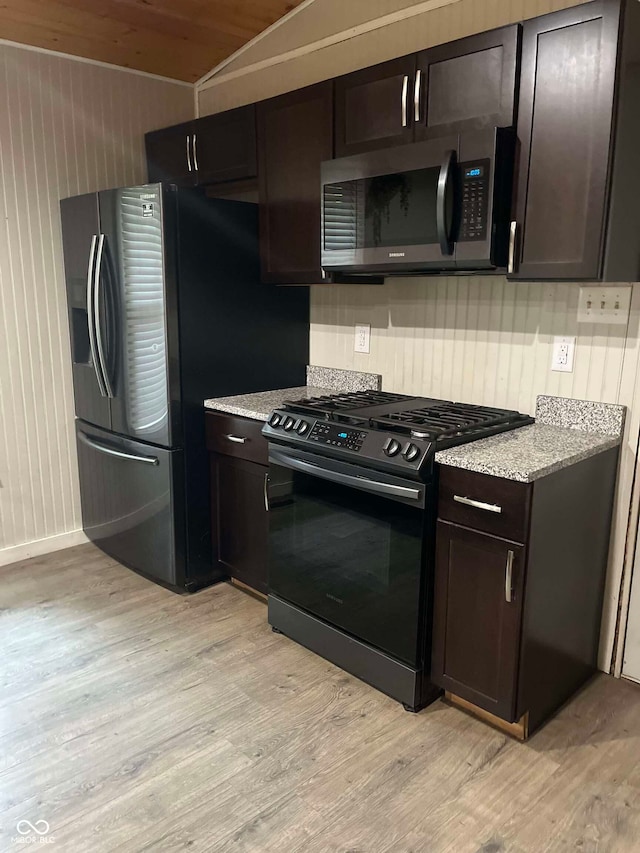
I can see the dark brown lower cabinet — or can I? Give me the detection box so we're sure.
[433,524,525,722]
[210,454,268,595]
[432,450,619,736]
[206,411,269,595]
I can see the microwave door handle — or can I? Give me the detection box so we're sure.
[268,449,422,502]
[437,149,456,256]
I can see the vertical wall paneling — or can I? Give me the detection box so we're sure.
[0,41,193,561]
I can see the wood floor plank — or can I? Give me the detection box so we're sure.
[1,543,640,852]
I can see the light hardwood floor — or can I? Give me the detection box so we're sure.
[2,543,640,852]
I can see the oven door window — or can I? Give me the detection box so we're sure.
[268,466,425,667]
[324,167,440,252]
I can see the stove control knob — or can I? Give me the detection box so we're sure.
[403,443,420,462]
[383,438,401,457]
[283,416,296,431]
[296,420,309,435]
[268,412,282,428]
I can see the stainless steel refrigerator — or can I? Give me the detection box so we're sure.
[61,184,308,591]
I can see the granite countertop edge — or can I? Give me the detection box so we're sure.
[434,426,620,483]
[204,386,334,422]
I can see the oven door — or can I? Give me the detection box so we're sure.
[321,136,460,274]
[267,446,431,667]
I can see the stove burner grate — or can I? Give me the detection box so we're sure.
[283,390,411,419]
[370,402,525,440]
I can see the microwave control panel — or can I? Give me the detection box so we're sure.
[460,159,490,242]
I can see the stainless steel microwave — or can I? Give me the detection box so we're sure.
[320,128,515,276]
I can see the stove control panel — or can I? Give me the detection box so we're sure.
[308,422,367,451]
[263,410,432,472]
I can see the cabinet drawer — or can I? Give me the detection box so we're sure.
[438,466,531,543]
[205,412,268,465]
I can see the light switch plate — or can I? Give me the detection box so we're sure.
[551,336,576,373]
[354,323,371,354]
[577,286,632,325]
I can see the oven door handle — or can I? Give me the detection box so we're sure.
[269,449,423,501]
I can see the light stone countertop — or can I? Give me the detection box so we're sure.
[435,394,624,482]
[434,423,620,483]
[204,366,382,422]
[204,386,335,421]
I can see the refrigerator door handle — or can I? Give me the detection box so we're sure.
[87,234,108,397]
[78,430,159,465]
[93,234,114,398]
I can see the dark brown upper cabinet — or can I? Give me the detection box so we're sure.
[257,81,333,285]
[145,105,257,187]
[334,27,519,158]
[510,0,640,281]
[145,120,195,186]
[334,56,417,157]
[414,26,520,141]
[190,107,257,185]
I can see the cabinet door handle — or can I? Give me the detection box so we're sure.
[264,473,270,513]
[225,434,247,444]
[453,495,502,514]
[401,75,409,127]
[414,69,422,123]
[186,134,192,172]
[505,550,515,603]
[508,221,518,274]
[192,133,199,171]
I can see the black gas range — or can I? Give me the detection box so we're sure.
[262,390,532,712]
[263,389,532,478]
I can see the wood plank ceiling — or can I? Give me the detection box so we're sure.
[0,0,306,82]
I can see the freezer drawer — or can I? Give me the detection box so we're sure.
[76,422,185,586]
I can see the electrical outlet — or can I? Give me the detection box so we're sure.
[577,286,632,325]
[551,336,576,373]
[354,323,371,354]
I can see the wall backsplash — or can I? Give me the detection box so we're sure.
[310,277,634,413]
[310,276,640,672]
[0,42,193,563]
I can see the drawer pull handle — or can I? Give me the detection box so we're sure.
[226,434,247,444]
[505,550,515,603]
[453,495,502,514]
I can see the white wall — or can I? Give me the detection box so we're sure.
[0,42,193,564]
